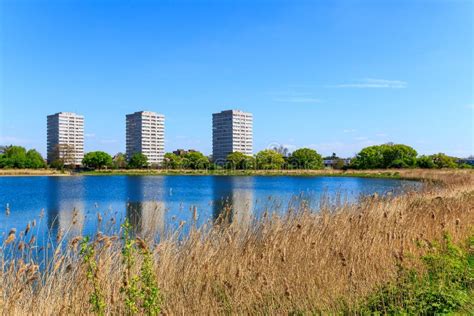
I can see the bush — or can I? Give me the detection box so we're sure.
[82,151,113,170]
[417,155,436,168]
[226,152,256,170]
[256,150,285,170]
[431,153,458,169]
[289,148,323,169]
[181,151,210,170]
[0,146,46,169]
[128,153,149,169]
[163,153,183,169]
[351,144,418,169]
[360,234,474,314]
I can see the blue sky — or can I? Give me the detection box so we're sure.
[1,0,472,157]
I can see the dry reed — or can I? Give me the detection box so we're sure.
[0,169,473,315]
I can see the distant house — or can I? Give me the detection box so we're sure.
[323,158,352,168]
[173,149,197,156]
[458,157,474,166]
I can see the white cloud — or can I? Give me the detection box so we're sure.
[84,133,96,138]
[328,78,407,89]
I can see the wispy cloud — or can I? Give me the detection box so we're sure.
[328,78,407,89]
[85,133,96,138]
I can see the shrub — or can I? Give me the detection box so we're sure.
[256,150,285,169]
[289,148,323,169]
[82,151,113,170]
[0,146,46,169]
[360,234,474,314]
[351,144,418,169]
[226,152,256,170]
[128,153,149,169]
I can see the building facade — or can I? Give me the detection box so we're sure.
[212,110,253,164]
[126,111,165,165]
[47,112,84,166]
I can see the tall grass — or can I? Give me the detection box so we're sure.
[0,169,473,314]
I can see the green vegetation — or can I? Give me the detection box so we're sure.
[181,151,210,169]
[112,153,127,169]
[359,234,474,314]
[256,149,285,169]
[351,143,418,169]
[417,153,459,169]
[128,153,149,169]
[226,152,256,170]
[80,236,107,316]
[288,148,323,169]
[0,142,471,172]
[82,151,113,170]
[120,221,162,315]
[163,151,210,170]
[0,145,46,169]
[430,153,459,169]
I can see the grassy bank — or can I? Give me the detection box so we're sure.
[83,168,408,179]
[0,168,70,176]
[0,170,473,314]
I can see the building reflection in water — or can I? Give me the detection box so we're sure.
[126,176,166,238]
[47,177,85,238]
[212,177,254,229]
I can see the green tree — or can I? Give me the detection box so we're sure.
[334,158,346,170]
[0,146,28,168]
[182,151,209,170]
[289,148,323,169]
[26,149,46,168]
[351,144,418,169]
[431,153,458,169]
[226,152,256,170]
[163,153,183,169]
[350,145,384,169]
[381,144,418,168]
[256,150,285,170]
[417,155,436,169]
[112,153,127,169]
[82,151,113,170]
[128,153,149,169]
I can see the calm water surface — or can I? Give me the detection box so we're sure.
[0,175,419,244]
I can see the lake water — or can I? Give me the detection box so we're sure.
[0,175,419,245]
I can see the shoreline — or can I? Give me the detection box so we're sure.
[1,168,472,182]
[0,169,70,177]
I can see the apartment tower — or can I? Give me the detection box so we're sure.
[212,110,253,164]
[47,112,84,166]
[126,111,165,165]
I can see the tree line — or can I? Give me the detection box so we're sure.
[0,143,471,170]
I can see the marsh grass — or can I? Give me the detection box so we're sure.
[0,169,473,314]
